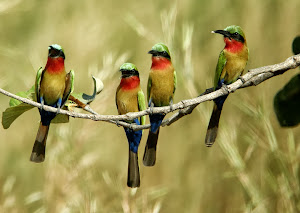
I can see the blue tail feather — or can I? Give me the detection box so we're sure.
[215,78,228,110]
[214,95,228,110]
[149,113,165,133]
[39,98,61,126]
[124,118,142,153]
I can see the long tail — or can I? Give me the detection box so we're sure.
[143,113,165,167]
[205,95,227,147]
[30,122,49,163]
[128,149,140,188]
[143,127,159,166]
[124,123,142,187]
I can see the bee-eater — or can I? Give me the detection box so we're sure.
[205,25,249,147]
[116,63,146,188]
[30,44,74,162]
[143,43,176,166]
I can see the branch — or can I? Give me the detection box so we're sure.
[1,54,299,130]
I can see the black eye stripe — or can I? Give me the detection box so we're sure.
[231,32,245,42]
[120,69,139,77]
[152,51,171,59]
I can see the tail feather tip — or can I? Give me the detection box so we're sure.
[30,152,45,163]
[127,180,140,188]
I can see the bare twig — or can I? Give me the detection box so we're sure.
[1,54,300,130]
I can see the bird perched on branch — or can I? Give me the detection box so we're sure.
[116,63,146,187]
[205,25,248,147]
[30,44,74,162]
[143,43,176,166]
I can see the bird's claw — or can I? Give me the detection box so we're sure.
[169,100,174,112]
[149,103,154,115]
[129,123,133,130]
[40,102,44,110]
[238,76,246,84]
[221,83,229,93]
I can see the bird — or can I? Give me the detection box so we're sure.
[116,63,146,187]
[143,43,176,166]
[205,25,249,147]
[30,44,74,162]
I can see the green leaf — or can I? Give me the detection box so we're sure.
[9,86,35,107]
[274,74,300,127]
[2,103,34,129]
[292,36,300,55]
[70,76,103,105]
[2,76,103,129]
[51,108,70,124]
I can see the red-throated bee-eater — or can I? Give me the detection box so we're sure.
[143,43,176,166]
[205,25,248,147]
[30,44,74,162]
[116,63,146,187]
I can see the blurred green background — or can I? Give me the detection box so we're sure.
[0,0,299,212]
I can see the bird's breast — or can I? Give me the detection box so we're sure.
[222,48,248,84]
[40,71,66,105]
[116,87,140,115]
[149,66,175,106]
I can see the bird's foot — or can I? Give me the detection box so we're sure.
[40,102,44,110]
[238,76,246,84]
[129,123,134,130]
[221,83,229,93]
[169,100,174,112]
[56,99,62,114]
[56,106,61,114]
[148,102,154,115]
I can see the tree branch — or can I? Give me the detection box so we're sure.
[1,54,299,130]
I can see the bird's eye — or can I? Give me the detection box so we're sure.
[234,32,239,35]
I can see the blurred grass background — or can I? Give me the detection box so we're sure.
[0,0,299,212]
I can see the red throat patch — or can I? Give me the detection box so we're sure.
[151,56,171,70]
[224,38,244,53]
[120,76,140,90]
[45,57,65,73]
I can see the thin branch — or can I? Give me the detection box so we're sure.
[1,54,300,130]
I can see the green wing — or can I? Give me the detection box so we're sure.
[35,67,43,102]
[214,50,227,89]
[62,70,75,106]
[137,89,146,125]
[173,70,177,95]
[147,76,152,103]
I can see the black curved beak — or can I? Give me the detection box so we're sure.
[48,48,65,59]
[148,50,157,55]
[212,30,231,38]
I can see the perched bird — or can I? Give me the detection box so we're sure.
[205,25,249,147]
[143,43,176,166]
[31,44,74,162]
[116,63,146,188]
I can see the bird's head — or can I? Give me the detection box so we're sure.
[119,63,139,78]
[212,25,246,43]
[212,25,247,53]
[148,43,171,60]
[48,44,65,59]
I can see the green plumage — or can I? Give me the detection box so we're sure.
[214,51,226,89]
[143,43,176,166]
[205,25,248,147]
[137,90,146,126]
[116,63,146,187]
[30,44,74,163]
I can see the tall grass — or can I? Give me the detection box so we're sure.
[0,0,300,212]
